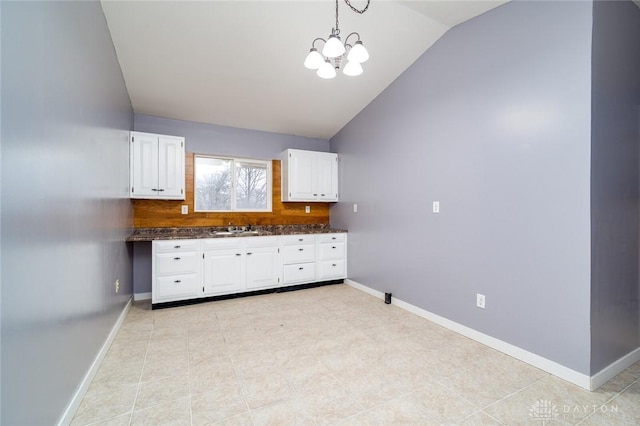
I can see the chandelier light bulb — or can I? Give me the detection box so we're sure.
[343,61,363,77]
[317,60,337,79]
[304,48,325,70]
[322,34,345,58]
[347,40,369,64]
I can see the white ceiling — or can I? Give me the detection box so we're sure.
[101,0,507,140]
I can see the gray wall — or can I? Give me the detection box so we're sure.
[330,1,594,374]
[590,0,640,374]
[132,115,330,296]
[1,1,133,424]
[135,114,330,159]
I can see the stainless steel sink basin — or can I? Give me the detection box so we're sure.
[213,230,261,236]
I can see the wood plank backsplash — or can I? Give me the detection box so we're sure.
[133,153,330,228]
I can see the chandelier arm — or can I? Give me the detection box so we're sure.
[343,32,361,46]
[311,37,327,49]
[343,0,370,14]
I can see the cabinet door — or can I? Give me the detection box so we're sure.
[245,245,280,290]
[131,133,159,197]
[315,153,338,201]
[158,136,185,198]
[204,247,244,295]
[288,150,316,200]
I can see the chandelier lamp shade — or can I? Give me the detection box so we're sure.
[304,0,370,79]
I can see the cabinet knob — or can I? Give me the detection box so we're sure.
[332,246,336,249]
[332,237,336,240]
[298,238,304,241]
[174,245,181,249]
[299,267,304,270]
[313,194,318,196]
[298,248,304,251]
[332,264,337,267]
[247,252,253,255]
[174,280,181,283]
[173,257,181,260]
[321,194,326,196]
[235,253,242,256]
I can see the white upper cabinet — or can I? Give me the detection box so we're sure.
[280,149,338,202]
[130,131,185,199]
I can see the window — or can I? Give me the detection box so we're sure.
[194,155,272,212]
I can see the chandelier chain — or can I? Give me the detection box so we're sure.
[335,0,370,34]
[343,0,370,14]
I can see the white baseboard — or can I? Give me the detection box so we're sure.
[134,292,151,301]
[590,346,640,390]
[345,279,593,390]
[57,297,132,425]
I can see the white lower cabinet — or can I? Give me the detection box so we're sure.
[203,237,281,296]
[282,235,316,284]
[203,239,244,296]
[152,233,347,305]
[152,240,201,304]
[245,238,281,290]
[318,233,347,281]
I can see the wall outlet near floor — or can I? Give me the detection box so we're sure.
[476,293,485,309]
[115,279,120,294]
[305,205,310,213]
[181,205,188,215]
[432,201,440,213]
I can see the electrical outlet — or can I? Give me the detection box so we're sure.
[476,293,485,309]
[115,279,120,294]
[353,204,358,213]
[305,206,310,213]
[181,205,188,215]
[433,201,440,213]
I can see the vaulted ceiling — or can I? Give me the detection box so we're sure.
[101,1,508,139]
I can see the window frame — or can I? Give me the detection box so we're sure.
[194,154,272,213]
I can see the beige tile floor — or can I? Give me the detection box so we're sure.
[72,284,640,425]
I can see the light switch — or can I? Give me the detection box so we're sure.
[353,204,358,213]
[432,201,440,213]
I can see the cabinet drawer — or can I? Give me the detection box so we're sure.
[318,233,345,243]
[318,260,346,280]
[154,240,200,253]
[318,242,345,260]
[155,252,200,275]
[154,273,200,301]
[282,244,316,264]
[283,263,316,284]
[283,234,316,245]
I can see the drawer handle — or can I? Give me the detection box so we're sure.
[174,245,181,249]
[332,246,336,249]
[332,264,337,267]
[298,238,304,242]
[174,257,181,260]
[174,280,181,283]
[298,248,304,251]
[298,267,304,270]
[332,237,336,240]
[313,194,318,196]
[247,252,252,255]
[321,194,326,196]
[235,253,242,256]
[151,188,165,192]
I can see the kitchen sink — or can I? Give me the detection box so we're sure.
[213,230,261,236]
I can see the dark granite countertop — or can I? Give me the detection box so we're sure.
[127,224,347,242]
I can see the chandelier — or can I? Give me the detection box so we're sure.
[304,0,370,79]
